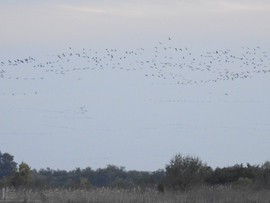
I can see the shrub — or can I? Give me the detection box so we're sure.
[165,153,210,190]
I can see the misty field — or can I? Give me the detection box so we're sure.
[2,186,270,203]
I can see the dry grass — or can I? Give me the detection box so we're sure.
[5,186,270,203]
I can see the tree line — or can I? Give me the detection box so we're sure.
[1,151,270,191]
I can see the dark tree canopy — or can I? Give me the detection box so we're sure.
[1,150,270,190]
[165,153,211,190]
[0,151,17,179]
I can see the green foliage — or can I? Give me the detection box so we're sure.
[0,151,17,179]
[235,177,253,188]
[206,163,260,185]
[252,160,270,189]
[36,165,154,188]
[261,160,270,188]
[3,150,270,191]
[78,177,91,187]
[165,153,210,190]
[11,162,32,187]
[0,175,12,187]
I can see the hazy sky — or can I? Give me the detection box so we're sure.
[0,0,270,171]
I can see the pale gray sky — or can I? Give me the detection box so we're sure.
[0,0,270,171]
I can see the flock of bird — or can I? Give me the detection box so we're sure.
[0,38,269,96]
[141,99,266,104]
[2,38,269,170]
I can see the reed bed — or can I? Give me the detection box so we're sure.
[7,186,270,203]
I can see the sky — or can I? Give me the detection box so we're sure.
[0,0,270,171]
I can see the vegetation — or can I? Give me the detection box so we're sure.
[1,150,270,202]
[11,162,32,187]
[165,153,211,190]
[0,151,17,179]
[2,186,270,203]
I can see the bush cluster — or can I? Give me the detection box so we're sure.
[1,151,270,191]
